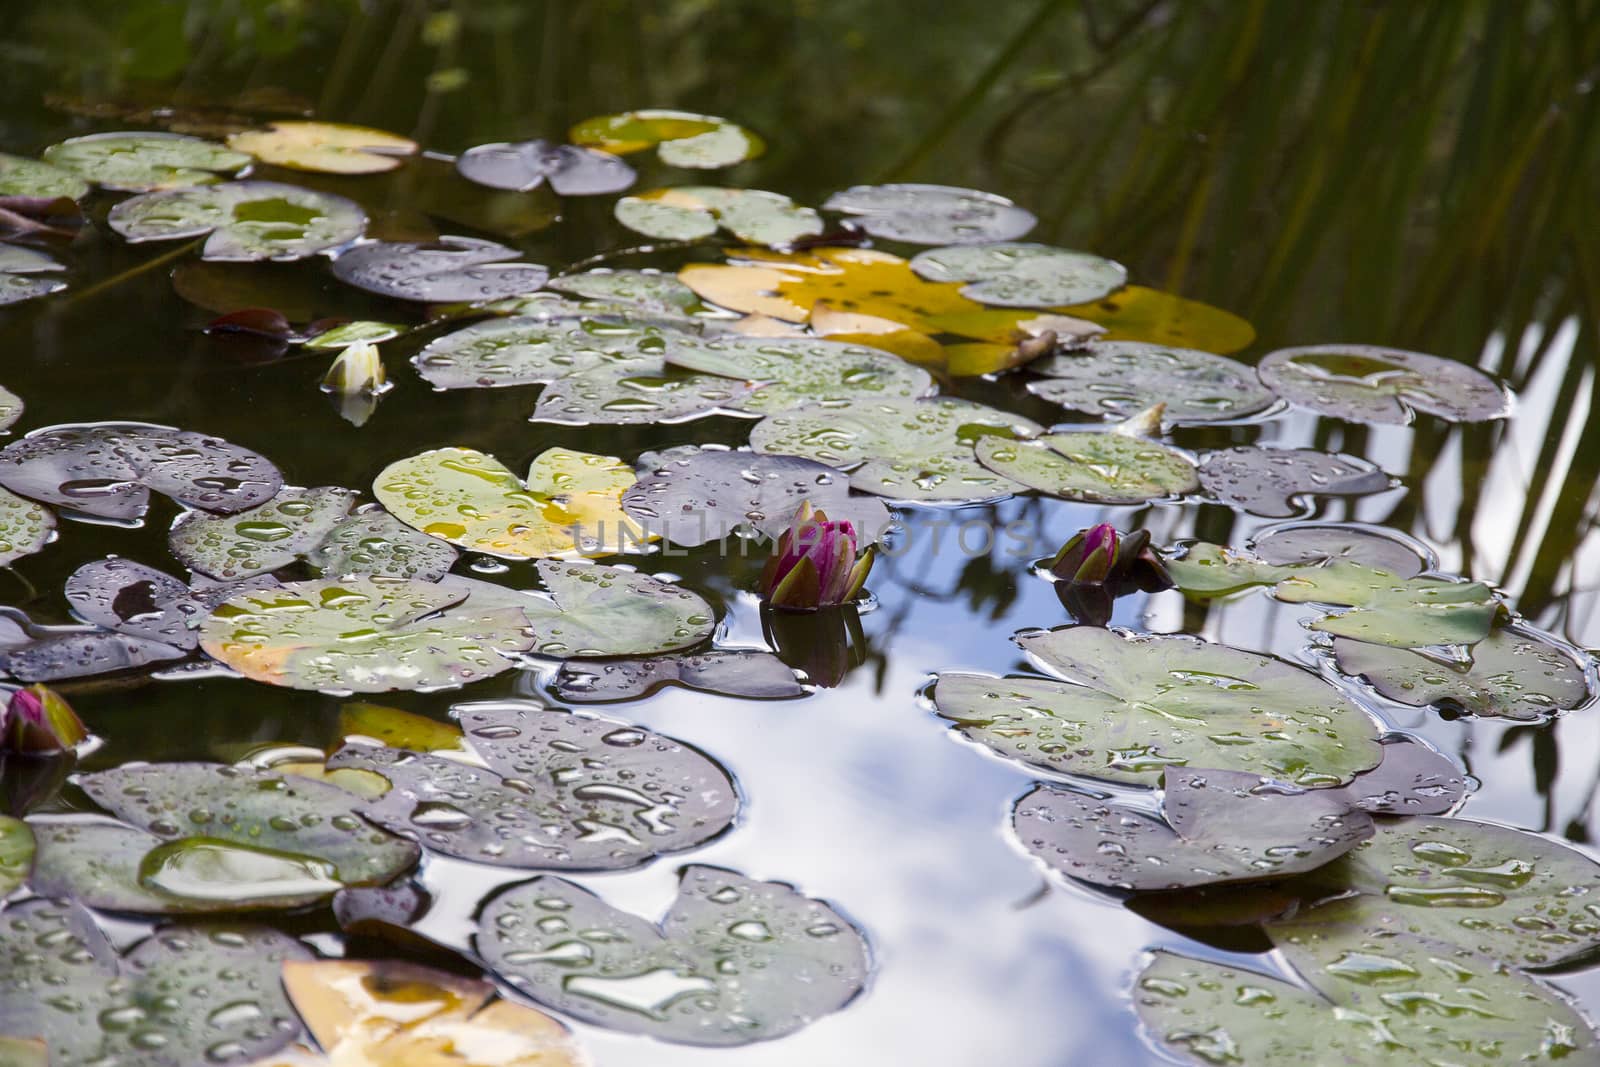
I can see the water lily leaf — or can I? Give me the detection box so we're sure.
[547,269,697,315]
[519,561,716,657]
[109,180,365,261]
[1333,629,1591,721]
[0,386,20,431]
[621,447,891,546]
[331,702,737,870]
[0,1037,44,1067]
[1014,770,1372,891]
[1196,446,1391,517]
[374,446,647,558]
[0,422,282,520]
[0,628,189,681]
[1252,523,1429,577]
[1028,341,1274,422]
[477,865,869,1045]
[307,504,459,581]
[0,153,89,200]
[750,396,1041,502]
[227,120,418,174]
[301,320,408,349]
[0,243,67,306]
[1258,345,1511,425]
[910,242,1126,308]
[666,336,935,414]
[457,138,636,195]
[170,486,358,580]
[0,814,33,895]
[332,236,548,302]
[198,575,539,692]
[64,557,202,648]
[1135,943,1596,1067]
[933,626,1383,787]
[277,959,585,1067]
[1266,815,1600,970]
[618,187,823,247]
[412,315,674,390]
[1060,285,1256,353]
[571,110,764,168]
[0,485,53,567]
[808,303,950,370]
[0,899,310,1066]
[975,431,1199,504]
[822,182,1036,244]
[531,362,751,424]
[41,131,251,192]
[552,650,805,703]
[1332,735,1469,815]
[337,702,464,753]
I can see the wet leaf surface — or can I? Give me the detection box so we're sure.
[665,335,935,414]
[822,183,1036,244]
[552,650,805,702]
[64,557,202,649]
[331,701,737,870]
[0,814,33,896]
[1251,523,1430,577]
[531,361,752,425]
[0,243,68,306]
[1258,344,1512,425]
[170,485,357,580]
[975,431,1199,504]
[934,626,1383,786]
[226,121,417,174]
[41,131,251,192]
[412,314,676,390]
[1331,734,1470,815]
[0,485,54,566]
[332,236,548,302]
[547,269,697,313]
[571,110,764,168]
[617,187,822,246]
[517,561,716,657]
[109,181,366,261]
[1028,341,1274,422]
[0,627,190,681]
[457,137,635,195]
[0,152,89,200]
[477,865,869,1045]
[910,242,1126,307]
[0,386,20,432]
[1196,446,1391,517]
[306,504,459,581]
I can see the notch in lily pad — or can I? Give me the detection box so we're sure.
[571,110,764,169]
[457,137,636,194]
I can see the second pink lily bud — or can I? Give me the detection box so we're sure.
[3,684,88,754]
[759,502,875,611]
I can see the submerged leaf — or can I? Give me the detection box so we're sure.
[332,236,548,302]
[109,180,366,261]
[1258,344,1511,425]
[457,137,636,194]
[227,120,418,174]
[822,183,1036,244]
[975,431,1199,504]
[42,131,251,192]
[1028,341,1274,423]
[571,109,764,168]
[1196,446,1391,517]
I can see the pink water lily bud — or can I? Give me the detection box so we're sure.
[1045,524,1173,625]
[759,502,875,611]
[5,684,88,754]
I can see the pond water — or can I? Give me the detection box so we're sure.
[2,3,1598,1065]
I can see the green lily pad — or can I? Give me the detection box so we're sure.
[975,431,1199,504]
[0,1036,44,1067]
[0,814,33,896]
[617,187,823,247]
[1333,629,1591,721]
[307,504,459,581]
[1196,446,1391,517]
[1332,735,1469,815]
[532,362,752,424]
[302,320,409,350]
[552,650,805,702]
[0,243,67,306]
[666,336,934,414]
[749,397,1041,502]
[0,385,20,431]
[41,131,251,192]
[331,236,548,302]
[477,865,869,1045]
[108,180,366,261]
[910,242,1127,307]
[0,485,54,567]
[1014,769,1373,891]
[822,183,1037,244]
[613,195,719,240]
[1257,344,1511,425]
[519,561,716,658]
[571,110,764,169]
[1027,341,1275,423]
[169,485,357,580]
[374,446,647,558]
[933,626,1383,787]
[329,701,737,870]
[1266,815,1600,970]
[226,120,418,174]
[0,899,310,1065]
[0,153,89,200]
[1252,523,1429,577]
[1135,942,1596,1067]
[548,269,698,313]
[412,315,673,390]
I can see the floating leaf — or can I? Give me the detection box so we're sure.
[518,561,716,658]
[0,628,189,681]
[1258,344,1511,425]
[0,243,67,306]
[0,900,310,1065]
[0,153,89,200]
[0,422,282,521]
[0,1037,43,1067]
[41,131,251,192]
[170,485,357,580]
[1028,341,1274,423]
[374,446,647,558]
[0,486,53,567]
[412,314,674,390]
[933,626,1383,786]
[227,121,418,174]
[109,180,365,261]
[63,557,200,648]
[618,187,822,246]
[1196,446,1391,517]
[337,701,464,752]
[1060,285,1256,353]
[552,650,805,702]
[666,335,935,414]
[1332,735,1469,815]
[1014,770,1372,891]
[331,701,737,870]
[301,320,408,349]
[307,504,459,581]
[531,362,751,424]
[1333,629,1591,721]
[750,396,1040,502]
[975,431,1199,504]
[457,137,636,194]
[1252,522,1429,577]
[571,110,764,168]
[910,242,1126,308]
[809,303,948,369]
[822,183,1036,244]
[332,236,548,302]
[0,386,20,432]
[478,865,869,1045]
[547,269,697,313]
[622,447,891,546]
[0,814,32,896]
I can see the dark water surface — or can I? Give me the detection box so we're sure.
[3,2,1599,1064]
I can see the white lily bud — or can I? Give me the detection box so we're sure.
[321,342,390,396]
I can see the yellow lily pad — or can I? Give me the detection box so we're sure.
[337,701,465,753]
[1060,285,1256,353]
[571,109,763,168]
[227,121,419,175]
